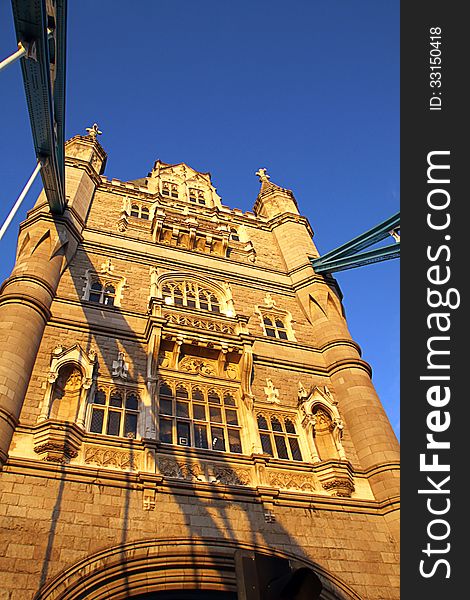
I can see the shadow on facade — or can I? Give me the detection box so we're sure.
[27,213,361,600]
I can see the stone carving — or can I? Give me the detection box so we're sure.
[112,351,129,379]
[34,442,78,464]
[313,408,332,428]
[100,258,115,274]
[263,292,276,308]
[255,168,270,183]
[164,312,235,334]
[158,350,172,368]
[143,489,156,511]
[263,379,280,404]
[268,471,316,492]
[159,458,203,481]
[264,510,276,523]
[322,478,355,498]
[224,363,239,380]
[298,381,308,401]
[86,123,102,138]
[84,447,138,470]
[212,466,251,486]
[117,217,128,232]
[179,357,216,377]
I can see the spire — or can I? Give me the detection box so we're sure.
[255,167,277,194]
[253,168,299,218]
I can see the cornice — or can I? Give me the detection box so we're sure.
[2,455,395,514]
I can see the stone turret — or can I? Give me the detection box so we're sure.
[0,126,106,466]
[253,168,399,535]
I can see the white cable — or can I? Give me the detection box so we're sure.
[0,42,27,72]
[0,162,42,241]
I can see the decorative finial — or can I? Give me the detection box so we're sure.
[263,292,276,308]
[85,123,102,138]
[255,168,270,183]
[264,378,280,404]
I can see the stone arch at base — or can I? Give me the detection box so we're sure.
[35,537,363,600]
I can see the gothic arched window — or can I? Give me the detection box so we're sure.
[89,281,103,303]
[158,381,242,453]
[262,316,288,339]
[84,269,126,308]
[257,413,303,461]
[161,281,224,314]
[89,388,139,439]
[88,281,116,306]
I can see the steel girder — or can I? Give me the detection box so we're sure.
[11,0,67,214]
[311,212,400,274]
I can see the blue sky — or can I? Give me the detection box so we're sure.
[0,1,399,436]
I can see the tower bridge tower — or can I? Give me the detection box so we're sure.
[0,130,399,600]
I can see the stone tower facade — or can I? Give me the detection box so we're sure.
[0,131,399,599]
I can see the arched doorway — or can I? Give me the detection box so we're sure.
[35,538,362,600]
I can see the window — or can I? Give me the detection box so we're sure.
[257,414,303,461]
[162,182,178,198]
[162,281,222,313]
[89,388,139,439]
[83,269,125,308]
[130,204,150,220]
[262,316,288,340]
[88,281,116,306]
[188,188,206,205]
[230,228,240,242]
[159,382,242,453]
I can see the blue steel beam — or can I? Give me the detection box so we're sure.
[11,0,67,215]
[311,212,400,274]
[313,243,400,274]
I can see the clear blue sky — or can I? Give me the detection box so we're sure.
[0,1,399,437]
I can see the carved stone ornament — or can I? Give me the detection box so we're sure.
[263,292,276,308]
[100,258,115,274]
[212,466,251,486]
[263,379,280,404]
[159,458,203,481]
[298,381,308,401]
[117,217,128,232]
[84,446,138,470]
[322,478,355,498]
[143,488,156,511]
[158,350,172,368]
[179,357,216,377]
[164,312,235,335]
[34,442,78,464]
[85,123,102,138]
[112,351,129,379]
[255,168,270,183]
[268,471,316,492]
